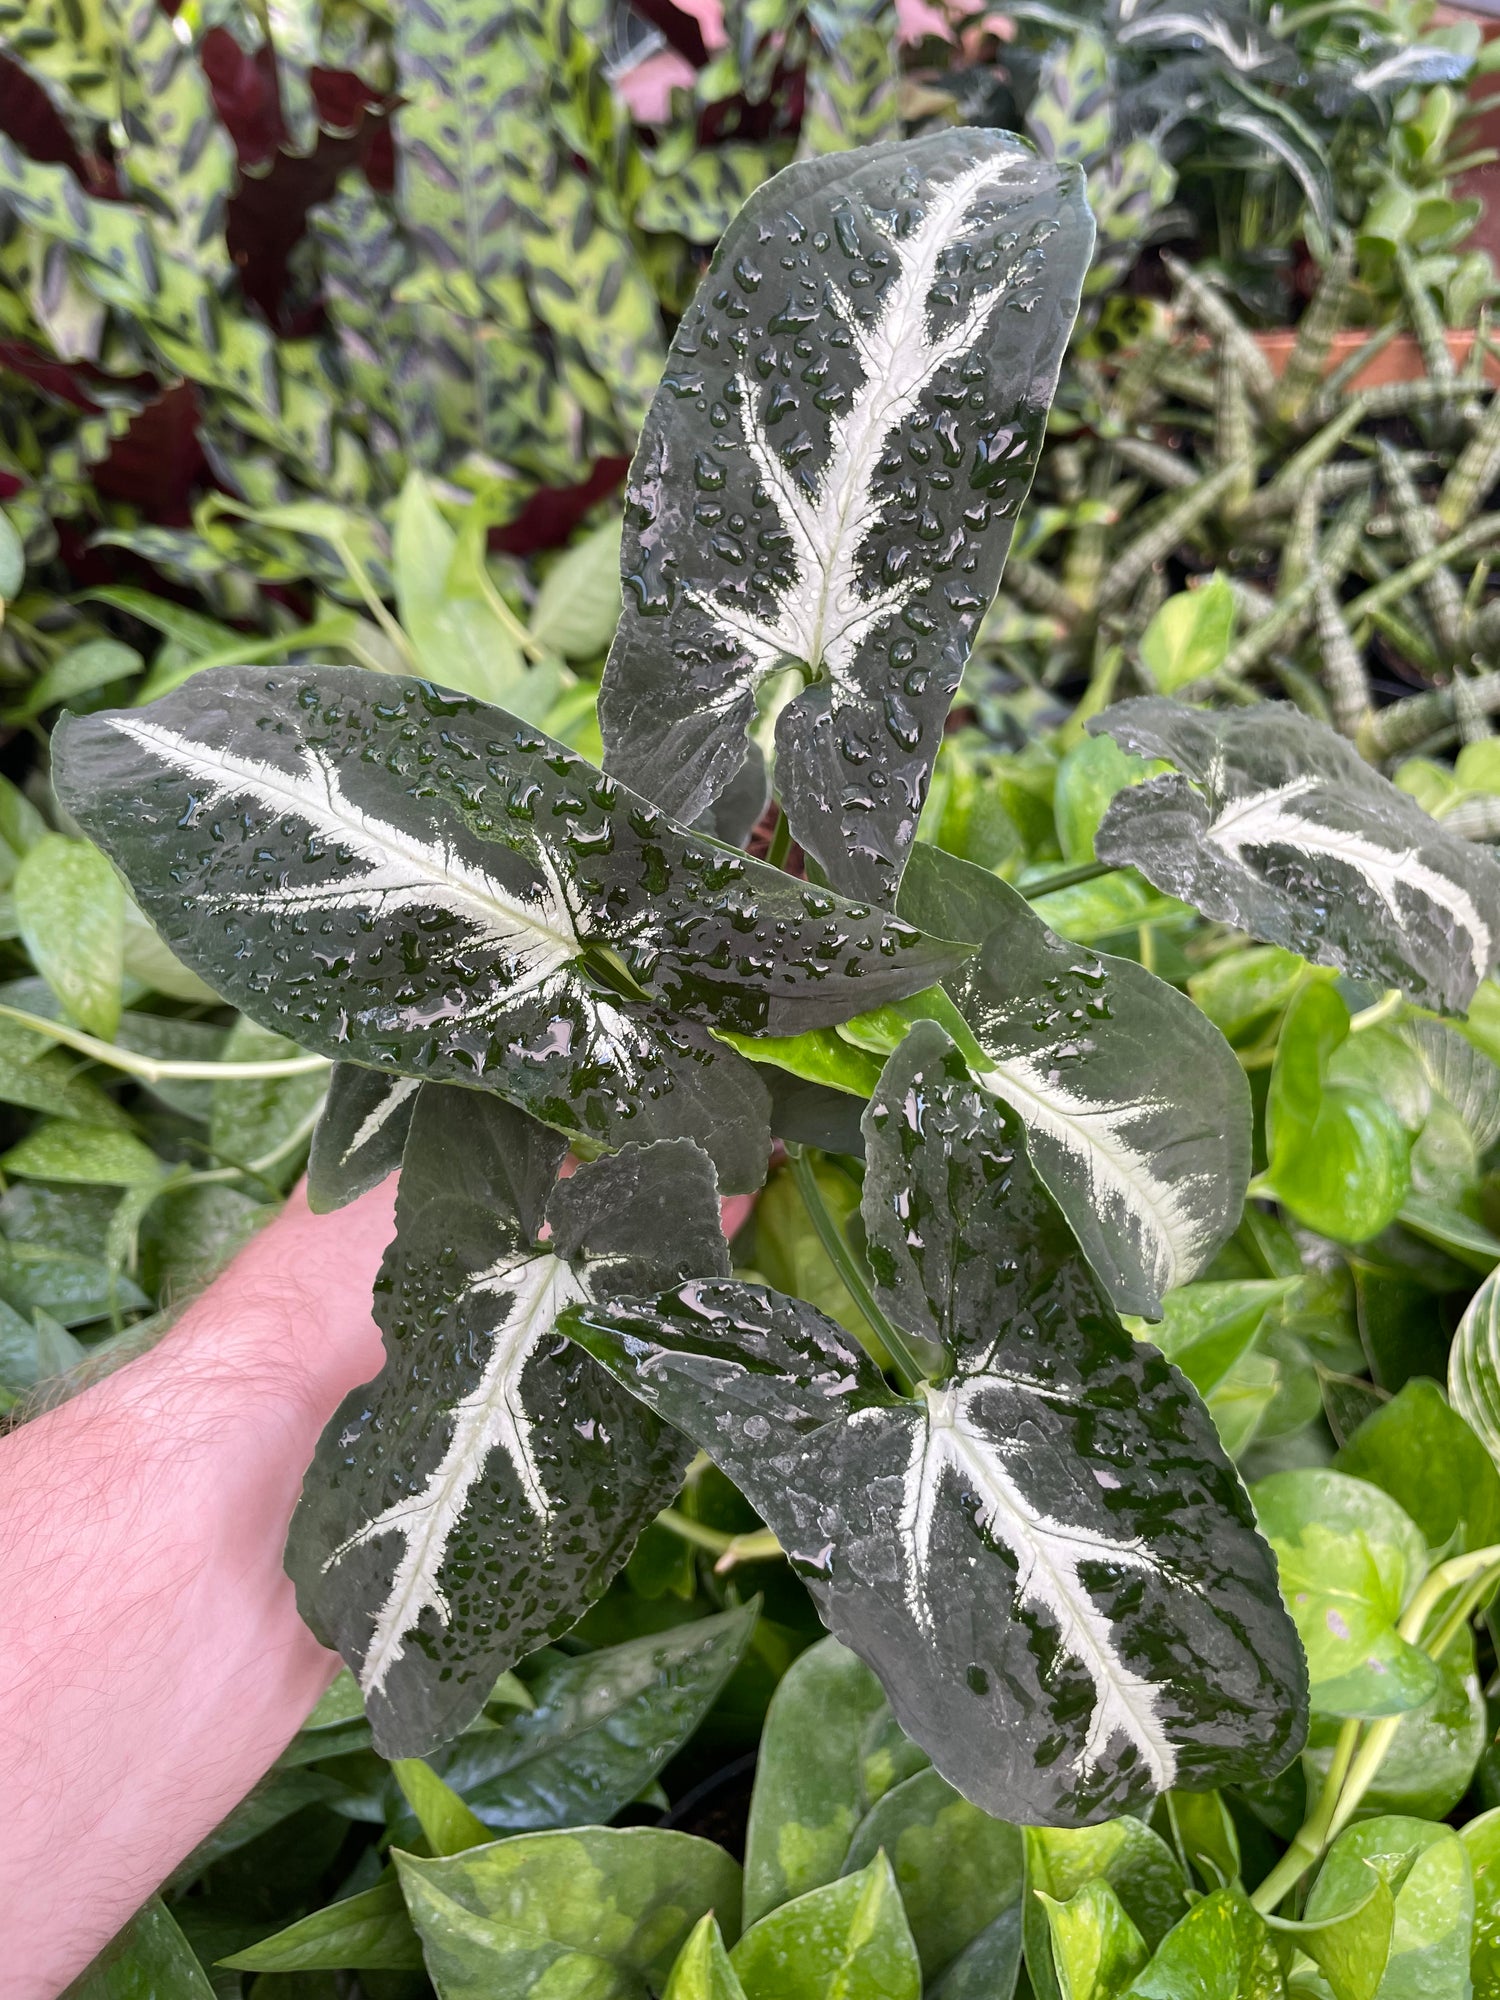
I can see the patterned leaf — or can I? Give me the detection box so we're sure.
[1450,1267,1500,1467]
[306,1065,420,1214]
[288,1084,729,1754]
[54,667,966,1191]
[637,147,789,243]
[1092,700,1500,1013]
[110,1,235,283]
[601,129,1092,904]
[801,0,902,156]
[895,843,1250,1317]
[565,1023,1307,1825]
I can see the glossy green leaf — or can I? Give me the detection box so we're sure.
[210,1019,327,1188]
[287,1084,729,1756]
[665,1917,749,2000]
[730,1854,921,2000]
[1136,1280,1296,1397]
[1118,1886,1281,2000]
[9,638,140,722]
[395,1827,742,1999]
[897,842,1250,1316]
[67,1896,215,1999]
[1092,700,1500,1014]
[1274,1874,1395,2000]
[601,130,1092,904]
[13,834,124,1040]
[1025,1820,1189,2000]
[1462,1806,1500,2000]
[54,668,966,1192]
[842,1766,1024,1988]
[305,1064,418,1213]
[1253,1469,1438,1719]
[1334,1379,1500,1555]
[1266,984,1411,1242]
[1138,575,1236,694]
[1164,1790,1240,1893]
[392,473,533,712]
[1053,734,1164,868]
[568,1024,1306,1825]
[529,518,624,660]
[1187,946,1308,1044]
[743,1636,902,1926]
[218,1875,425,1973]
[1305,1818,1474,2000]
[391,1757,489,1855]
[0,1120,163,1187]
[0,506,23,600]
[1040,1879,1147,2000]
[421,1608,758,1834]
[1303,1627,1485,1823]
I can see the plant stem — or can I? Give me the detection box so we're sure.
[654,1508,734,1555]
[655,1509,784,1573]
[1251,1542,1500,1911]
[1349,988,1404,1033]
[765,809,792,872]
[0,1004,331,1083]
[1022,859,1111,899]
[715,1530,783,1573]
[787,1145,929,1395]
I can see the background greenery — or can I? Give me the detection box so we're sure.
[12,0,1500,1994]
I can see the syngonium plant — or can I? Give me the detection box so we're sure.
[59,126,1500,1831]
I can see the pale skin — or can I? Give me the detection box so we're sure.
[0,1178,396,1998]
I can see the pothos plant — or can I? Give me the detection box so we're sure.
[54,126,1500,1844]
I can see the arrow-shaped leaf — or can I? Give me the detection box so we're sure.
[306,1064,420,1213]
[600,129,1092,904]
[1090,699,1500,1014]
[54,667,967,1192]
[286,1082,730,1755]
[895,842,1250,1316]
[565,1023,1307,1824]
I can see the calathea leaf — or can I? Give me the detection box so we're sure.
[894,842,1250,1317]
[285,1082,730,1756]
[1090,699,1500,1014]
[54,668,966,1193]
[306,1064,421,1214]
[600,129,1092,905]
[565,1023,1307,1825]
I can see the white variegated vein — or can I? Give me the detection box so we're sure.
[1205,775,1494,985]
[887,1378,1178,1789]
[687,155,1037,699]
[325,1250,592,1699]
[975,1053,1212,1298]
[108,716,582,1006]
[341,1075,421,1168]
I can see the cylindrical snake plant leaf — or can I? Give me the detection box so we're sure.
[599,128,1093,906]
[564,1023,1308,1826]
[53,667,971,1193]
[1091,699,1500,1014]
[287,1085,730,1755]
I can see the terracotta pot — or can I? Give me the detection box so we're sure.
[1252,326,1500,388]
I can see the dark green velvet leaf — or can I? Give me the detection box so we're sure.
[1091,699,1500,1013]
[285,1084,729,1756]
[54,667,967,1192]
[305,1063,418,1213]
[897,842,1250,1315]
[601,129,1092,904]
[565,1023,1308,1825]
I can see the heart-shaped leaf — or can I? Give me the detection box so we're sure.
[600,129,1092,904]
[286,1082,729,1755]
[1089,699,1500,1013]
[54,667,967,1192]
[566,1023,1307,1824]
[895,842,1250,1316]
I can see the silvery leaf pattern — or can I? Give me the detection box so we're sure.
[54,666,968,1192]
[306,1063,420,1213]
[287,1082,729,1756]
[601,129,1092,904]
[897,842,1250,1317]
[565,1023,1306,1825]
[1091,699,1500,1013]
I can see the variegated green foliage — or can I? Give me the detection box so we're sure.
[799,0,901,157]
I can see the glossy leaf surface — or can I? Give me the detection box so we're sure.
[729,1854,921,2000]
[1305,1818,1474,2000]
[395,1827,742,2000]
[1334,1379,1500,1556]
[54,668,966,1192]
[287,1085,728,1755]
[1092,700,1500,1013]
[897,842,1250,1315]
[568,1024,1306,1824]
[306,1064,420,1213]
[601,130,1092,903]
[1025,1820,1189,2000]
